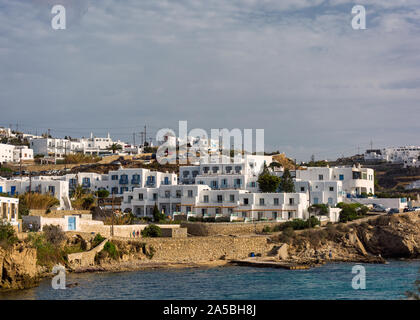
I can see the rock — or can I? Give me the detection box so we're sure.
[277,244,289,260]
[0,243,38,290]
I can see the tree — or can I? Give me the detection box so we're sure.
[279,169,295,192]
[107,143,122,154]
[257,169,281,193]
[95,189,110,198]
[309,204,329,216]
[152,203,165,222]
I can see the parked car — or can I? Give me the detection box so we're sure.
[403,207,415,212]
[371,204,389,213]
[388,208,400,214]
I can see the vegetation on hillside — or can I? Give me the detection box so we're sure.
[18,193,60,216]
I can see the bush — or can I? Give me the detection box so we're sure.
[0,220,18,248]
[92,233,106,247]
[262,225,272,233]
[103,241,119,260]
[309,204,329,216]
[43,225,66,246]
[152,203,165,222]
[141,224,162,238]
[25,233,65,267]
[338,203,368,223]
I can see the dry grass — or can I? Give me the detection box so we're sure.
[64,154,101,164]
[20,193,60,210]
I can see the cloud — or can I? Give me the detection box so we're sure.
[0,0,419,161]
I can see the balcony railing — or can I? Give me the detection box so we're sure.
[119,179,129,185]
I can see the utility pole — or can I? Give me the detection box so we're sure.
[29,171,32,193]
[111,192,115,237]
[133,133,136,146]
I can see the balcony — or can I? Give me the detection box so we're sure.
[131,177,141,185]
[119,178,129,185]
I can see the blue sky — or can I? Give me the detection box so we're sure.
[0,0,419,161]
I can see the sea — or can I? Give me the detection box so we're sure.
[0,260,419,300]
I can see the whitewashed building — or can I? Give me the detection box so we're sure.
[0,177,71,210]
[0,143,15,163]
[295,165,375,197]
[0,196,19,225]
[365,146,420,164]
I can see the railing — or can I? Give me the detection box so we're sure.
[119,179,128,185]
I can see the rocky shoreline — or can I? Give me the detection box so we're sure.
[1,211,419,291]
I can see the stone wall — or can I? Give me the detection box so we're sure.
[138,235,272,263]
[29,209,91,218]
[67,239,108,268]
[180,221,282,236]
[161,227,187,238]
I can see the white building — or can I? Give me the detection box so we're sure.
[0,177,71,210]
[294,165,375,197]
[29,133,129,157]
[365,146,420,164]
[61,167,178,196]
[13,145,34,162]
[0,196,19,225]
[0,143,15,163]
[179,155,272,192]
[121,184,309,222]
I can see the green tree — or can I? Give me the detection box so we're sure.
[279,169,295,192]
[257,163,281,193]
[152,203,165,222]
[95,189,110,198]
[107,143,122,154]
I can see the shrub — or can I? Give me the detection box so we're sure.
[0,220,18,248]
[92,233,106,247]
[141,224,162,238]
[25,233,65,267]
[43,225,66,246]
[262,225,272,233]
[103,241,119,260]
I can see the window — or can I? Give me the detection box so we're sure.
[274,198,279,205]
[288,212,293,219]
[217,195,223,203]
[329,186,334,191]
[165,191,170,198]
[273,212,278,220]
[212,166,219,173]
[215,208,220,214]
[243,198,249,205]
[313,197,319,204]
[138,193,143,200]
[176,190,182,198]
[300,187,305,192]
[289,198,294,205]
[230,194,235,202]
[153,193,157,200]
[111,175,118,180]
[328,197,333,205]
[226,166,232,173]
[187,190,193,198]
[259,198,265,205]
[203,167,209,174]
[186,206,191,213]
[251,182,256,188]
[204,195,209,203]
[319,174,323,180]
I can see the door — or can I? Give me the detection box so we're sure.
[11,186,16,195]
[68,217,76,231]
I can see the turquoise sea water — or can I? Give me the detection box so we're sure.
[1,260,419,300]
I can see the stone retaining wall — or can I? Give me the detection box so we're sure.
[138,236,272,263]
[180,221,282,236]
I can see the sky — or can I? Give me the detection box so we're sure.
[0,0,419,162]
